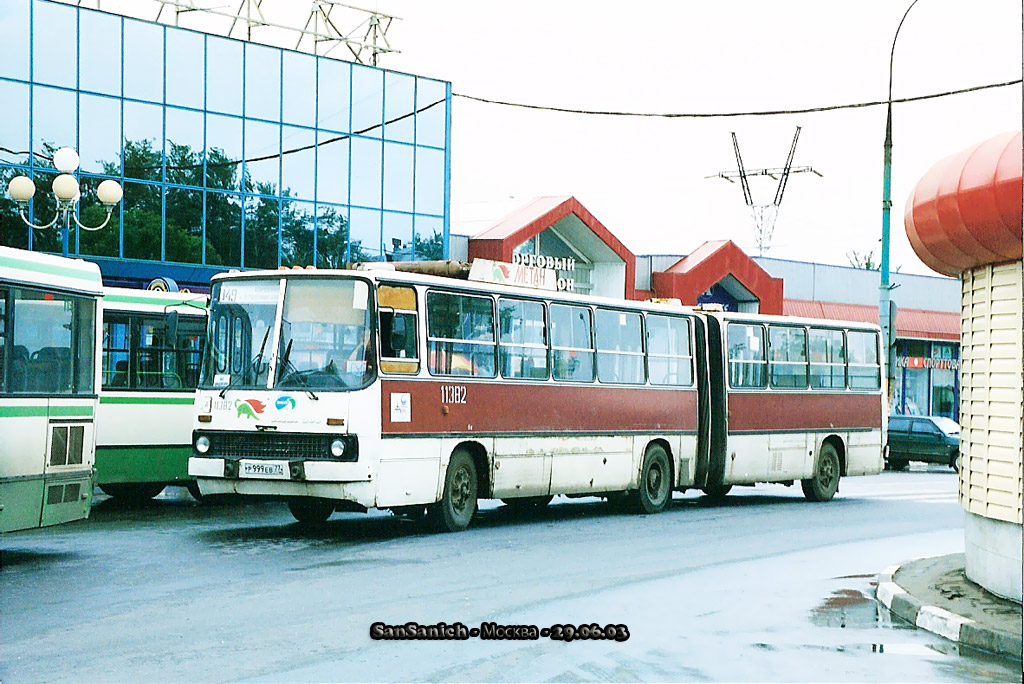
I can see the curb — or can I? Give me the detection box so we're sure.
[876,564,1023,660]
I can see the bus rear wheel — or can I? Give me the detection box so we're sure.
[98,483,166,502]
[632,445,672,514]
[802,443,841,502]
[287,499,335,525]
[429,450,478,532]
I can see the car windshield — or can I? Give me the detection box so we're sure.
[932,416,960,435]
[273,278,375,390]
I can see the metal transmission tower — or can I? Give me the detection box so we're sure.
[709,127,821,255]
[299,1,400,65]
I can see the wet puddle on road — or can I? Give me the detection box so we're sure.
[809,584,913,630]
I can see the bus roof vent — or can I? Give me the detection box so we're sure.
[695,303,725,312]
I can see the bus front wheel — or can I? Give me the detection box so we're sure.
[287,499,335,525]
[430,450,478,532]
[802,443,841,502]
[632,445,672,514]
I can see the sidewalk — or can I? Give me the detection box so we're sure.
[876,553,1022,660]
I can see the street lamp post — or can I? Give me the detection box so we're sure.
[6,147,123,258]
[881,0,921,411]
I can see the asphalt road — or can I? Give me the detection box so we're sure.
[1,464,1020,683]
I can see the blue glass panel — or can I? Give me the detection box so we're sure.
[77,183,120,258]
[282,52,315,128]
[164,186,202,264]
[165,27,204,109]
[349,207,381,261]
[414,215,444,260]
[165,106,204,187]
[243,194,279,269]
[244,119,280,194]
[0,81,30,163]
[32,85,76,154]
[32,0,76,88]
[315,204,348,268]
[205,190,242,266]
[79,9,121,96]
[244,44,280,122]
[384,72,415,143]
[280,198,313,267]
[0,0,30,81]
[121,181,163,260]
[206,37,242,116]
[123,101,163,182]
[383,142,413,212]
[317,57,351,133]
[123,18,164,103]
[78,94,120,174]
[205,114,242,191]
[416,79,447,148]
[382,212,413,261]
[350,136,382,209]
[280,126,315,201]
[315,131,349,205]
[414,146,444,216]
[351,65,383,137]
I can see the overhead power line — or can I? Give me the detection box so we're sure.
[453,78,1022,118]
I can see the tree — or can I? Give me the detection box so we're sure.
[847,249,878,270]
[414,230,444,261]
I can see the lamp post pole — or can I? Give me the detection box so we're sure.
[881,0,921,411]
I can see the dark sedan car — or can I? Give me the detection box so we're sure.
[886,415,961,471]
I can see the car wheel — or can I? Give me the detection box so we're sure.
[950,451,961,473]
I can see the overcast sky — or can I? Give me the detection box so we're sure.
[76,0,1024,275]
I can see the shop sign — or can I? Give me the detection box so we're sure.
[511,253,576,273]
[470,258,575,292]
[896,356,960,370]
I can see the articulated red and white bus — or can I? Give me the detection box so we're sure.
[187,265,884,531]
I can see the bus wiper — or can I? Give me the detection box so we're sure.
[219,328,272,399]
[274,339,318,400]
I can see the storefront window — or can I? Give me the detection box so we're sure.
[903,367,928,416]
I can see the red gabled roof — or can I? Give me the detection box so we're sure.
[783,299,959,341]
[468,196,636,299]
[652,240,784,314]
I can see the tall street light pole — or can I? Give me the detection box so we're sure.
[881,0,921,411]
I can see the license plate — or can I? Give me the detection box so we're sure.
[240,460,289,480]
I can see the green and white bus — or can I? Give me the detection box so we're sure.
[0,246,102,533]
[96,287,207,501]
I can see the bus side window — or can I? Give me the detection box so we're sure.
[0,291,6,393]
[847,330,881,390]
[768,325,808,389]
[550,303,595,383]
[379,309,420,374]
[809,328,845,389]
[727,323,766,389]
[498,297,548,380]
[595,308,644,384]
[426,291,495,378]
[647,314,693,386]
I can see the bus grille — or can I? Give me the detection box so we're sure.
[206,432,357,462]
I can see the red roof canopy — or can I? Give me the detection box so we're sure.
[905,131,1022,277]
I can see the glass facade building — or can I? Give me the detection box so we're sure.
[0,0,451,289]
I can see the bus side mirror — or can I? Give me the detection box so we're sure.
[166,311,178,348]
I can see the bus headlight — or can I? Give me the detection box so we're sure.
[195,435,211,454]
[330,439,346,458]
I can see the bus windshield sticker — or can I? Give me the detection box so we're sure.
[390,393,411,422]
[346,360,367,374]
[214,373,230,387]
[353,280,368,310]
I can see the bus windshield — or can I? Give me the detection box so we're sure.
[274,278,374,390]
[200,279,280,390]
